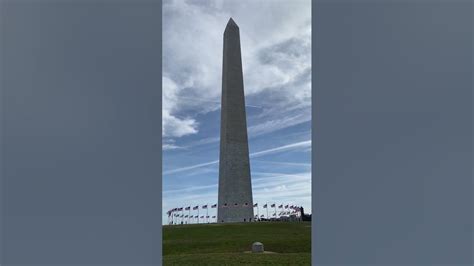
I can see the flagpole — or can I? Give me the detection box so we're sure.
[257,204,259,221]
[266,202,269,219]
[206,203,209,223]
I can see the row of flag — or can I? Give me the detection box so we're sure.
[170,211,297,219]
[167,204,217,215]
[173,215,216,218]
[167,203,302,216]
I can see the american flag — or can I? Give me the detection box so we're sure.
[185,206,190,210]
[271,204,276,208]
[206,216,209,218]
[278,204,283,208]
[212,216,216,218]
[253,203,258,207]
[178,207,183,211]
[272,213,276,216]
[180,215,184,218]
[211,204,217,208]
[184,215,188,218]
[260,214,265,217]
[200,216,204,218]
[202,205,208,209]
[193,206,199,210]
[285,205,289,209]
[263,204,268,208]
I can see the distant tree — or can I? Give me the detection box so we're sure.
[300,206,312,222]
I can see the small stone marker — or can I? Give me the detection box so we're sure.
[252,242,264,253]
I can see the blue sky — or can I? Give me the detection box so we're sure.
[162,0,311,223]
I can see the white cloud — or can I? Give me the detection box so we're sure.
[162,76,199,138]
[162,0,312,224]
[163,109,198,138]
[162,143,183,150]
[163,0,311,141]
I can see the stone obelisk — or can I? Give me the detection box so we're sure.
[217,18,254,223]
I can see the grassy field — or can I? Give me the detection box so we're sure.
[163,221,311,265]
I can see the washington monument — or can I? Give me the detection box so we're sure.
[217,18,254,223]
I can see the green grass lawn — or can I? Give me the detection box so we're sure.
[163,221,311,265]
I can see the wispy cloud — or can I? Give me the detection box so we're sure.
[163,0,311,143]
[163,140,311,175]
[162,0,312,223]
[164,159,219,175]
[163,171,311,214]
[163,138,187,150]
[252,160,311,167]
[164,183,217,194]
[250,140,311,157]
[178,96,263,109]
[163,144,182,150]
[247,112,311,138]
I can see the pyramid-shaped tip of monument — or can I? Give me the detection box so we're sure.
[226,17,239,28]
